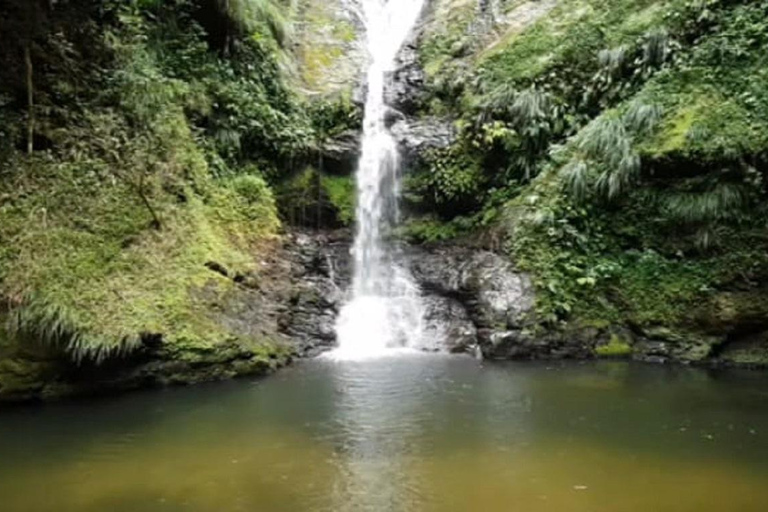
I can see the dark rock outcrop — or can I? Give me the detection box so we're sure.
[277,238,541,359]
[385,34,425,115]
[280,230,352,356]
[0,231,354,404]
[407,246,539,357]
[0,337,291,404]
[320,130,361,175]
[420,294,477,353]
[272,234,542,359]
[409,247,535,329]
[390,117,456,163]
[715,329,768,368]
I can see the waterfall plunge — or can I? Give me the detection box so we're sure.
[329,0,427,360]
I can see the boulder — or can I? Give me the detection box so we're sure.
[390,117,456,163]
[409,247,535,329]
[419,294,477,353]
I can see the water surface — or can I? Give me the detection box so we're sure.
[2,356,768,511]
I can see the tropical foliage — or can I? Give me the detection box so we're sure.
[408,0,768,337]
[0,0,316,362]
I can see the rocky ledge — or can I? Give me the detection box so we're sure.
[3,230,767,404]
[0,338,291,403]
[282,232,768,368]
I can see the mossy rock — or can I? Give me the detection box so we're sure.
[276,167,355,228]
[694,291,768,335]
[0,357,52,401]
[718,331,768,368]
[0,335,292,404]
[635,326,724,363]
[293,0,365,95]
[595,332,633,359]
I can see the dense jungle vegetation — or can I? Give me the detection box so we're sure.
[0,0,357,372]
[403,0,768,360]
[1,0,768,395]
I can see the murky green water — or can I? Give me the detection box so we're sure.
[2,355,768,511]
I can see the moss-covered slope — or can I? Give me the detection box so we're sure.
[404,0,768,364]
[0,0,313,400]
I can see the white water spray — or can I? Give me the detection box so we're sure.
[330,0,426,360]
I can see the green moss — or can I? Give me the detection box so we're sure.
[300,45,344,89]
[650,99,702,154]
[595,334,632,358]
[276,167,355,227]
[631,4,768,161]
[320,174,355,226]
[397,217,462,243]
[497,1,768,334]
[0,358,48,397]
[612,251,711,327]
[483,1,681,86]
[275,167,318,225]
[294,0,362,94]
[480,0,676,72]
[419,0,476,79]
[0,2,296,364]
[1,159,281,361]
[332,20,357,44]
[718,332,768,367]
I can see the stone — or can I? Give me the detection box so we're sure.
[390,117,456,164]
[279,230,352,356]
[408,247,535,329]
[321,130,361,175]
[420,295,477,353]
[385,33,425,115]
[717,330,768,368]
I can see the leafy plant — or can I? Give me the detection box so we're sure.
[558,97,668,201]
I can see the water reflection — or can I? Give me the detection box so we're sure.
[1,358,768,512]
[327,354,448,511]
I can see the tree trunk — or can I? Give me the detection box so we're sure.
[25,44,34,154]
[137,173,162,230]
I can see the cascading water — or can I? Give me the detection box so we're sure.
[330,0,427,360]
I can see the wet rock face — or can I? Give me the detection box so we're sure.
[390,118,456,163]
[279,234,539,359]
[321,130,361,176]
[280,231,352,356]
[407,246,538,357]
[383,14,457,164]
[420,294,477,353]
[409,247,535,329]
[295,0,367,96]
[385,35,424,115]
[716,330,768,367]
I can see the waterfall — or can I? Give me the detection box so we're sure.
[330,0,426,360]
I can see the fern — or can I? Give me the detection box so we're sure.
[7,294,142,364]
[642,29,670,68]
[561,159,590,201]
[476,85,552,125]
[561,103,662,200]
[655,181,752,249]
[598,45,629,76]
[577,116,631,161]
[509,88,551,126]
[217,0,291,46]
[475,82,517,123]
[662,182,748,224]
[623,101,663,134]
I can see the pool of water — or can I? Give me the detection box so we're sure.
[2,355,768,512]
